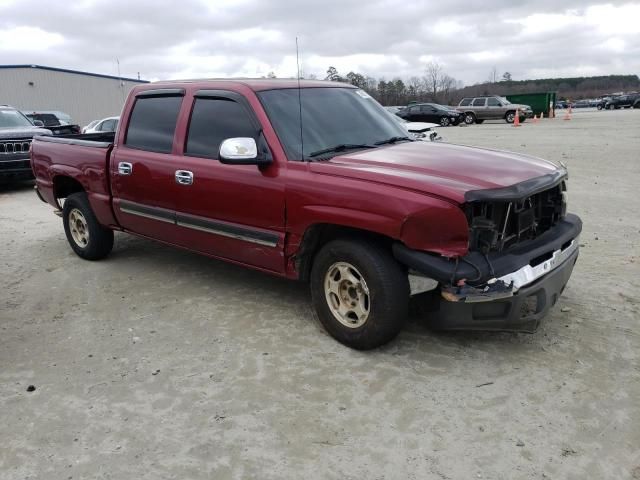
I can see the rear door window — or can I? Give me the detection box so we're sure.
[125,95,183,153]
[472,98,487,107]
[185,98,256,159]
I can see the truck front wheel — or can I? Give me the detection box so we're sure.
[62,192,114,260]
[310,239,409,350]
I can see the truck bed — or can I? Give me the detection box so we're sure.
[31,131,118,227]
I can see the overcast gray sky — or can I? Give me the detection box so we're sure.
[1,0,638,84]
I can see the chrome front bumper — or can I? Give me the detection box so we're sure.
[498,239,579,293]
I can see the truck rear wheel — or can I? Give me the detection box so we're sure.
[310,239,409,350]
[63,192,114,260]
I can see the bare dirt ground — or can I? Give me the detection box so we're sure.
[1,108,639,480]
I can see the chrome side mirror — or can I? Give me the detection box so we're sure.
[220,137,257,160]
[219,137,271,166]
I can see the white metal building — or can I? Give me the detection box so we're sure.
[0,65,148,127]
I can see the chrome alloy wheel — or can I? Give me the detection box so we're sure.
[69,208,89,247]
[324,262,370,328]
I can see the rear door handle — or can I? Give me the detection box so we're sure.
[175,170,194,185]
[118,162,133,175]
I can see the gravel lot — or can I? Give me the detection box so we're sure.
[1,108,639,480]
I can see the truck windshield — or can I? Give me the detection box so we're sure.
[258,87,409,160]
[0,109,34,129]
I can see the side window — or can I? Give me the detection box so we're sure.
[185,98,256,159]
[101,119,115,131]
[459,98,472,106]
[408,106,420,114]
[125,95,183,153]
[487,97,501,106]
[472,98,487,107]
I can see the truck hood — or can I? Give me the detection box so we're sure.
[309,141,562,204]
[0,127,52,140]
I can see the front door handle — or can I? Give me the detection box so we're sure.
[118,162,133,175]
[175,170,194,185]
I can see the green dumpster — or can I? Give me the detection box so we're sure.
[506,92,557,116]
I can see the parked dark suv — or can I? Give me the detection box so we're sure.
[457,96,533,124]
[0,105,51,182]
[396,103,462,126]
[604,94,640,110]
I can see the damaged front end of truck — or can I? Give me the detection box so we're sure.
[394,170,582,332]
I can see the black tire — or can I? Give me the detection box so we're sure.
[597,104,603,110]
[439,117,450,127]
[63,192,114,260]
[505,111,516,123]
[475,119,485,124]
[310,238,409,350]
[464,112,476,125]
[608,104,615,110]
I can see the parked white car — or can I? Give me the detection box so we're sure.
[82,116,119,134]
[392,115,442,141]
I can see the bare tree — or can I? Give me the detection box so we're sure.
[438,74,457,104]
[365,76,377,91]
[424,61,443,100]
[502,71,512,82]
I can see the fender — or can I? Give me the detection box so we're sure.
[48,165,118,227]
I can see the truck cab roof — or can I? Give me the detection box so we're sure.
[144,78,355,92]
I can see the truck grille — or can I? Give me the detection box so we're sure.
[0,139,31,155]
[465,182,567,253]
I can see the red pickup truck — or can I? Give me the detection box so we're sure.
[31,79,581,349]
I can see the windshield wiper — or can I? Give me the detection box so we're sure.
[308,143,376,158]
[374,136,413,146]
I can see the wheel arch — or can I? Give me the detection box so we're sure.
[53,174,85,200]
[295,223,396,282]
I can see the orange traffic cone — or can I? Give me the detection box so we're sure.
[540,111,544,119]
[513,108,521,127]
[563,108,571,121]
[533,114,538,124]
